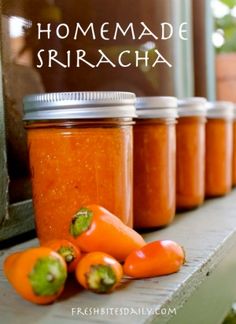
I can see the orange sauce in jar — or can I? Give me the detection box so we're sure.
[233,120,236,186]
[205,102,234,197]
[24,92,136,242]
[176,98,206,210]
[176,117,206,209]
[133,97,177,229]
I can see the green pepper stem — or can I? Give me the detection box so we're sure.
[57,246,75,264]
[69,207,93,238]
[86,264,117,293]
[28,256,67,296]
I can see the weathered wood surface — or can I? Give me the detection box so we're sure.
[0,191,236,324]
[0,200,34,241]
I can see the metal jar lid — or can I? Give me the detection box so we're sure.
[178,97,207,117]
[135,96,178,119]
[206,101,234,119]
[23,91,137,121]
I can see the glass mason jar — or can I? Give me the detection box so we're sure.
[205,101,234,197]
[133,97,178,229]
[23,92,136,243]
[176,98,207,210]
[233,105,236,187]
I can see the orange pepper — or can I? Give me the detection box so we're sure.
[42,239,81,272]
[68,205,146,261]
[3,251,21,273]
[123,240,185,278]
[75,252,123,293]
[3,247,67,304]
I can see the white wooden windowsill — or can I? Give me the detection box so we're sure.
[1,190,236,324]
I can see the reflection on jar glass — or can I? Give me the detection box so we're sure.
[24,92,136,243]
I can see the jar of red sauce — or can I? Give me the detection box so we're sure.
[205,101,234,197]
[133,97,178,229]
[176,98,207,210]
[233,104,236,187]
[23,92,136,243]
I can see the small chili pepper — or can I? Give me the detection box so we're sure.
[43,239,81,272]
[75,252,123,293]
[123,240,185,278]
[4,247,67,304]
[3,251,21,271]
[69,205,146,261]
